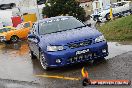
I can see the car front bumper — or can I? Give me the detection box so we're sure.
[0,37,6,42]
[44,41,108,68]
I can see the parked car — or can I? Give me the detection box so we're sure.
[91,1,132,22]
[0,21,32,43]
[28,16,108,70]
[0,3,16,10]
[0,26,15,42]
[37,0,47,5]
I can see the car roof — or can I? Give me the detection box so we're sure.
[37,16,73,23]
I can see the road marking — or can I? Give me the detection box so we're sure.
[36,74,81,81]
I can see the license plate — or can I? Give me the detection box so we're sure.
[69,53,92,63]
[76,49,90,55]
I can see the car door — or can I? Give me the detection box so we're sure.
[16,22,31,39]
[118,2,124,13]
[111,4,117,14]
[113,4,120,14]
[28,23,40,58]
[122,2,128,12]
[4,28,13,40]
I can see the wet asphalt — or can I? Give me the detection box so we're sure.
[0,41,132,88]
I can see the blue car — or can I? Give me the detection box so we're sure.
[28,16,108,70]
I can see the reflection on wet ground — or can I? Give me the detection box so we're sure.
[0,41,132,87]
[0,41,29,56]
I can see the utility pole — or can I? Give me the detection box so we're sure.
[110,0,113,20]
[110,6,113,20]
[33,0,41,21]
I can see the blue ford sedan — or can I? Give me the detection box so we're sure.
[28,16,108,70]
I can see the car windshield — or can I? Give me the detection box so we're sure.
[39,17,85,35]
[0,28,12,33]
[104,5,110,10]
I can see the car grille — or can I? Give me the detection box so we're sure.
[68,40,92,49]
[67,53,93,63]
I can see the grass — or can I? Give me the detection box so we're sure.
[99,15,132,41]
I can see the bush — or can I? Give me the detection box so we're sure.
[42,0,86,21]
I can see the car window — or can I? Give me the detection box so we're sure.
[0,3,16,10]
[122,2,127,5]
[0,28,11,33]
[117,3,124,6]
[39,17,85,35]
[24,22,30,28]
[5,28,11,31]
[0,29,4,33]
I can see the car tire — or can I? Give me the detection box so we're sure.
[30,51,37,59]
[106,13,111,20]
[10,35,19,43]
[118,12,123,18]
[39,51,49,70]
[127,12,131,16]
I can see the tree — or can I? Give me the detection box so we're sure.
[42,0,86,21]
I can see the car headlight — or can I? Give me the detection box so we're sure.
[95,35,106,43]
[0,36,6,40]
[47,45,64,52]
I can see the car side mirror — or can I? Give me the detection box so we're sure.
[28,34,40,43]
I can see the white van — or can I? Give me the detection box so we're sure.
[91,1,132,22]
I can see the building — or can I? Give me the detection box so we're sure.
[0,0,45,26]
[0,0,45,20]
[79,0,93,16]
[92,0,111,14]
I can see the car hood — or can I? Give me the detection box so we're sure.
[39,27,102,48]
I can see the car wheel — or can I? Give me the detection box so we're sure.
[10,35,19,43]
[39,51,49,70]
[127,12,131,16]
[30,51,36,59]
[106,14,111,20]
[118,12,123,18]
